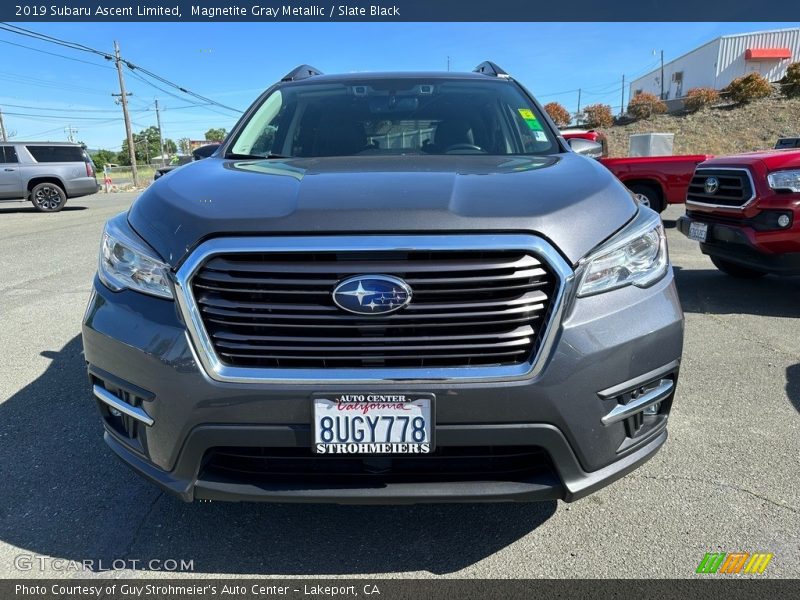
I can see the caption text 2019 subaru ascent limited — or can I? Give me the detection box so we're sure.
[81,62,683,504]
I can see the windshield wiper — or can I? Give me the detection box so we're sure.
[225,152,290,160]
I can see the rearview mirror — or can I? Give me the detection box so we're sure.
[369,96,419,114]
[567,138,603,160]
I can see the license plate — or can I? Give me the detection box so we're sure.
[312,393,434,454]
[688,221,708,242]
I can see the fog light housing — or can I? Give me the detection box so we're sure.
[778,214,791,228]
[643,402,661,416]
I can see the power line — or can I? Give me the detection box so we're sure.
[0,70,109,95]
[0,37,115,70]
[10,118,124,139]
[122,61,243,113]
[0,110,124,121]
[535,57,664,104]
[126,70,239,120]
[15,125,65,138]
[0,23,243,114]
[163,103,215,111]
[126,70,210,108]
[0,102,148,114]
[0,23,113,59]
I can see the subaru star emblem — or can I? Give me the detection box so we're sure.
[704,176,720,195]
[332,275,412,315]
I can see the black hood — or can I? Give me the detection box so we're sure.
[128,153,636,267]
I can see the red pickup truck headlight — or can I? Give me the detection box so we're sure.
[767,170,800,193]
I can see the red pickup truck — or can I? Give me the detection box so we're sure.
[677,150,800,277]
[561,129,711,212]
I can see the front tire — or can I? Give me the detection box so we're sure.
[30,182,67,213]
[629,183,665,213]
[710,256,767,279]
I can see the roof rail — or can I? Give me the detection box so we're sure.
[281,65,324,82]
[473,61,510,78]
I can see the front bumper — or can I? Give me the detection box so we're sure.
[82,268,683,504]
[677,215,800,275]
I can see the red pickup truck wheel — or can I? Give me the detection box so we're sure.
[628,183,665,213]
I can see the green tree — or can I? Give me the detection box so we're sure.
[204,127,227,142]
[177,137,191,155]
[90,149,118,170]
[163,138,177,154]
[118,126,165,165]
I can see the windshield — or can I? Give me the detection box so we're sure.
[227,78,557,158]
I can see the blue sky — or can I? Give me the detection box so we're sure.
[0,21,796,150]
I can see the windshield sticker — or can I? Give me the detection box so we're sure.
[533,131,548,142]
[518,108,544,131]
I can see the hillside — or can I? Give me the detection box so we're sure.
[601,96,800,157]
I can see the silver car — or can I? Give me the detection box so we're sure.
[0,142,99,212]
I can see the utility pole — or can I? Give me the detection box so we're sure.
[0,108,6,142]
[446,56,450,72]
[620,74,625,116]
[112,40,138,188]
[660,50,665,100]
[64,125,78,143]
[154,99,166,167]
[576,88,582,125]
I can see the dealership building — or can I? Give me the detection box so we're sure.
[629,28,800,101]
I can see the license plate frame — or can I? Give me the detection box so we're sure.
[311,392,435,455]
[688,221,708,242]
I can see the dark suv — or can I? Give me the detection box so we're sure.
[82,63,683,504]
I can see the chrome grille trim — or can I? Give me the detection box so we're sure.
[173,235,573,384]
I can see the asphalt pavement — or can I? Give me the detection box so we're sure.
[0,193,797,579]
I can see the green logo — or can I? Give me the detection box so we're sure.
[696,552,773,574]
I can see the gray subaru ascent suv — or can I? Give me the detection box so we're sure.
[82,63,683,504]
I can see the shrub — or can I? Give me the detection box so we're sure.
[683,87,720,112]
[627,92,668,120]
[780,61,800,98]
[725,73,772,104]
[582,103,614,128]
[543,102,572,127]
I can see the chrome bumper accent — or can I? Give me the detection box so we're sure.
[93,385,154,426]
[601,379,674,426]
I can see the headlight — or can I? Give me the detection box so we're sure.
[767,169,800,193]
[577,208,668,297]
[98,213,173,299]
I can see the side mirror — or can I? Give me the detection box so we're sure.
[567,138,604,160]
[192,143,221,161]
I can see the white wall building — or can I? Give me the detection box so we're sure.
[629,28,800,101]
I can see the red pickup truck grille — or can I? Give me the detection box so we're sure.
[687,168,754,208]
